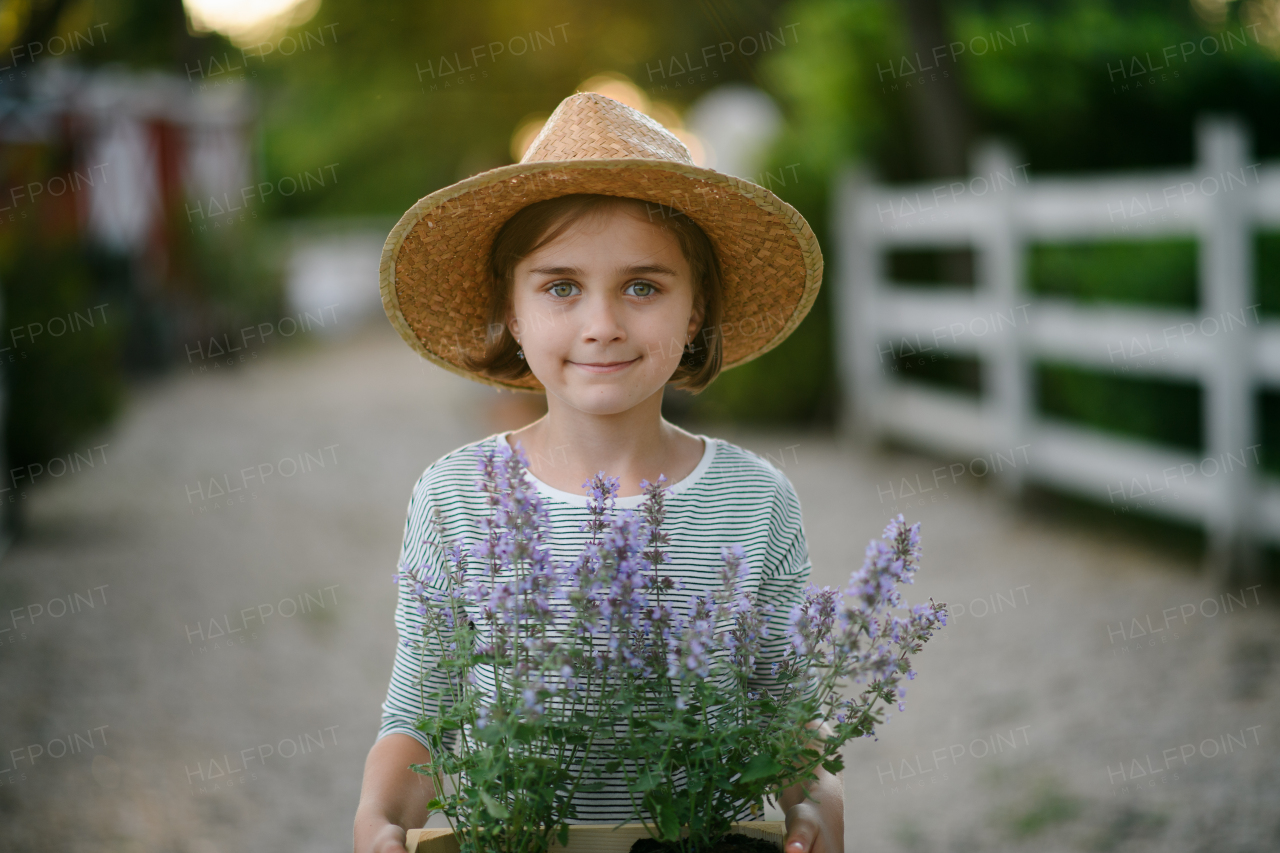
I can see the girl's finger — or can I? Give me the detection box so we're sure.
[784,821,815,853]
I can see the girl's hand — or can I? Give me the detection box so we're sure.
[778,722,845,853]
[353,734,434,853]
[364,822,410,853]
[784,800,841,853]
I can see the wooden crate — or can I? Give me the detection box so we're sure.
[407,821,786,853]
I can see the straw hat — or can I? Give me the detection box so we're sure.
[379,91,823,392]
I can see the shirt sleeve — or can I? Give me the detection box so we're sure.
[749,475,812,695]
[376,474,457,752]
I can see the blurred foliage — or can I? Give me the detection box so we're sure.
[892,351,982,396]
[0,145,124,475]
[1003,779,1084,839]
[887,248,977,287]
[7,0,1280,440]
[769,0,1280,180]
[1036,363,1203,451]
[1260,389,1280,476]
[0,255,123,471]
[232,0,792,218]
[168,211,284,349]
[3,0,216,68]
[1028,240,1198,307]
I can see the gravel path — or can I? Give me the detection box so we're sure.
[1,324,1276,853]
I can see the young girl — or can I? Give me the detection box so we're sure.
[353,92,840,853]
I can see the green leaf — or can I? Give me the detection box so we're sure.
[628,769,659,793]
[646,720,683,732]
[479,790,510,820]
[739,753,784,783]
[473,725,505,744]
[653,800,681,841]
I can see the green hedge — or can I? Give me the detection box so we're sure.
[1,235,124,475]
[1028,240,1198,307]
[1035,363,1202,451]
[1259,232,1280,317]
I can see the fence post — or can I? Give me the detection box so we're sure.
[835,164,882,442]
[971,141,1030,493]
[1197,117,1258,579]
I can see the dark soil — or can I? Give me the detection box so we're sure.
[630,833,782,853]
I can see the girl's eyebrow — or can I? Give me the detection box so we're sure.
[622,263,679,276]
[528,265,581,276]
[527,263,680,277]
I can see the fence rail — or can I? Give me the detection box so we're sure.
[834,117,1280,569]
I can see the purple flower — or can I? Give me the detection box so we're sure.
[581,471,619,542]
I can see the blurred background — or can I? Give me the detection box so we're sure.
[1,0,1279,851]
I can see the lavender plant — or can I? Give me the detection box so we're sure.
[396,442,667,853]
[396,444,591,853]
[609,501,947,852]
[395,442,946,853]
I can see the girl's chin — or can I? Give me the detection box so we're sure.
[548,384,661,415]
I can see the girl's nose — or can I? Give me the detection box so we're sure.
[579,292,626,344]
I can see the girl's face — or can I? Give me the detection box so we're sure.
[507,205,703,417]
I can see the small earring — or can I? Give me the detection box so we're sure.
[517,348,525,360]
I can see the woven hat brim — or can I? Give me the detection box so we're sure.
[380,158,823,392]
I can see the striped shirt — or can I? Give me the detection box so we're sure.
[377,430,812,821]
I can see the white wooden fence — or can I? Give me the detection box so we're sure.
[834,117,1280,568]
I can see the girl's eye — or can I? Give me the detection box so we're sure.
[549,282,578,298]
[627,281,656,298]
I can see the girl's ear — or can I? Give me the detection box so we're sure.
[686,296,705,344]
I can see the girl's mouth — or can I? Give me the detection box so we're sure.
[569,357,640,374]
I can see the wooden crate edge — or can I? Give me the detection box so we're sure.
[406,828,460,853]
[406,821,786,853]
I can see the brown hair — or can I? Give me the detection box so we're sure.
[462,194,724,393]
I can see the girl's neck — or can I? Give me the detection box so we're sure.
[504,389,704,498]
